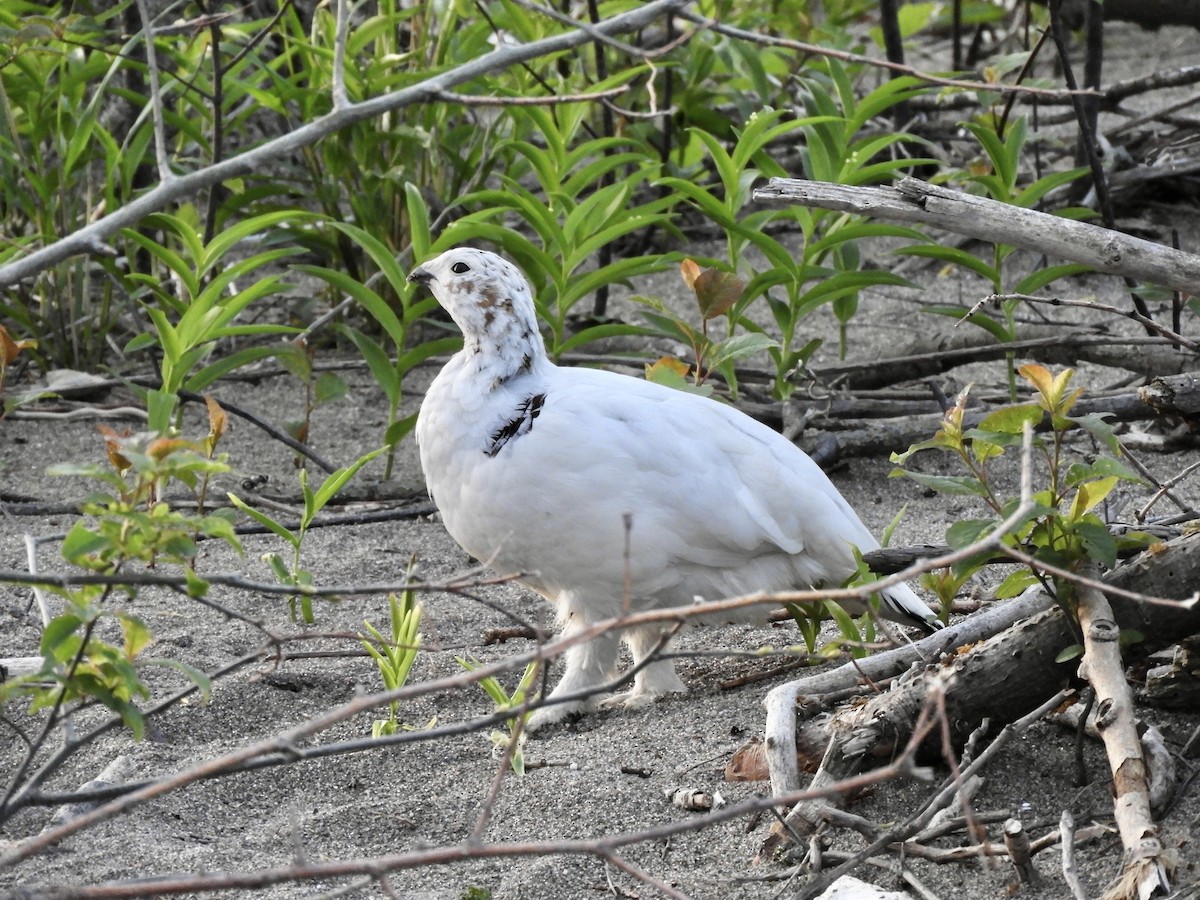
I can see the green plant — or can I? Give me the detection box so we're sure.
[2,419,235,740]
[891,364,1153,611]
[273,337,349,459]
[228,445,386,623]
[641,258,775,398]
[120,209,317,433]
[360,560,422,738]
[897,116,1091,398]
[0,6,147,369]
[456,657,541,775]
[657,71,931,398]
[274,1,501,271]
[441,102,679,358]
[299,208,459,479]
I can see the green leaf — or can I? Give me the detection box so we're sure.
[1067,413,1120,454]
[705,333,777,371]
[897,244,998,283]
[1012,263,1092,295]
[119,613,153,658]
[385,412,420,447]
[995,569,1039,598]
[41,614,83,659]
[314,372,348,406]
[338,325,400,404]
[1055,643,1084,663]
[227,494,300,549]
[61,523,110,562]
[977,403,1043,435]
[896,471,990,497]
[926,305,1011,342]
[946,518,995,549]
[1075,518,1118,567]
[146,658,212,702]
[309,446,387,515]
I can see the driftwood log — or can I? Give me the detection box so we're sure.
[764,532,1200,895]
[1075,571,1172,900]
[753,177,1200,296]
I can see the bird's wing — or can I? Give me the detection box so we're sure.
[455,367,880,598]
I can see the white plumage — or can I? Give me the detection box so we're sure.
[410,247,941,728]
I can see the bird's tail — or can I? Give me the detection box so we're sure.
[878,583,943,633]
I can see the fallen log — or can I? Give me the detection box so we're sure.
[753,177,1200,296]
[763,531,1200,857]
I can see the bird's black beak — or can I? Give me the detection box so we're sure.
[407,265,432,286]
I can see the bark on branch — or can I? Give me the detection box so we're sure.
[0,0,686,287]
[764,531,1200,867]
[753,177,1200,296]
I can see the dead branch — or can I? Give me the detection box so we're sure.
[764,532,1200,870]
[1075,569,1173,900]
[9,741,925,898]
[0,0,686,287]
[812,330,1198,392]
[674,10,1098,101]
[753,177,1200,296]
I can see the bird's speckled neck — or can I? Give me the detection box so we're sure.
[409,248,548,389]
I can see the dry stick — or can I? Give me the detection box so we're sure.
[332,0,349,110]
[1137,458,1200,521]
[3,650,267,818]
[0,0,687,287]
[793,688,1076,900]
[768,421,1034,797]
[1075,569,1172,900]
[976,292,1200,354]
[752,177,1200,297]
[133,0,173,184]
[15,759,926,899]
[1,529,1043,864]
[1120,441,1198,521]
[673,9,1096,102]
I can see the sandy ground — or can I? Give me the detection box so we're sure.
[4,20,1200,899]
[3,243,1200,899]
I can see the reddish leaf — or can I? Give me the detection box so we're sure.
[694,268,745,320]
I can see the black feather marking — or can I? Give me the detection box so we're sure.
[485,393,546,457]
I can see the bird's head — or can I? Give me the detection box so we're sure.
[408,247,546,376]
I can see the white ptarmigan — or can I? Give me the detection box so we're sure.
[409,247,941,729]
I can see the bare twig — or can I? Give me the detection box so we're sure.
[1075,568,1172,899]
[133,0,174,184]
[332,0,349,110]
[976,293,1199,354]
[0,0,687,287]
[675,9,1099,102]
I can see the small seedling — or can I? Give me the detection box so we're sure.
[228,445,386,622]
[360,559,422,738]
[456,657,541,775]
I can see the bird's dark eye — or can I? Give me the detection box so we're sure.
[451,261,470,274]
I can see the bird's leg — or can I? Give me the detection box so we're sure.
[600,625,687,710]
[526,627,620,731]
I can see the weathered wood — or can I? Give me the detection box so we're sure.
[1076,569,1171,899]
[1140,373,1200,426]
[753,177,1200,296]
[812,329,1198,392]
[766,531,1200,833]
